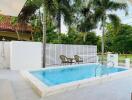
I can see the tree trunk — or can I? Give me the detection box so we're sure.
[42,2,47,68]
[83,29,87,43]
[57,11,61,42]
[83,33,86,43]
[58,14,61,34]
[31,32,34,41]
[16,29,20,40]
[101,17,105,64]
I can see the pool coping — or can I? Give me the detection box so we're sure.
[20,63,132,97]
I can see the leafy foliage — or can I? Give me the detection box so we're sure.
[17,0,130,54]
[91,0,128,32]
[104,24,132,53]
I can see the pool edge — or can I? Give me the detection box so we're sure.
[20,65,132,97]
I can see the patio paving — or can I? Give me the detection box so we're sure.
[1,69,132,100]
[44,75,132,100]
[0,79,16,100]
[0,70,40,100]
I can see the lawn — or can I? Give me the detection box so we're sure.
[98,54,132,63]
[119,54,132,60]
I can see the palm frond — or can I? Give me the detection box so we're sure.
[19,0,57,22]
[107,1,128,15]
[94,7,105,22]
[108,14,121,33]
[61,6,73,25]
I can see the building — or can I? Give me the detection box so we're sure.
[0,15,33,41]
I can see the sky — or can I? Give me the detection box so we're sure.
[119,2,132,25]
[61,1,132,36]
[0,0,26,16]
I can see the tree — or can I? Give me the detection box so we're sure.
[19,0,128,67]
[77,2,97,32]
[19,0,58,68]
[53,0,82,42]
[55,0,71,33]
[105,23,132,54]
[73,2,98,45]
[11,17,21,40]
[0,15,20,40]
[19,0,86,67]
[90,0,128,63]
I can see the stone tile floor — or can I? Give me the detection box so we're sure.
[44,76,132,100]
[0,70,40,100]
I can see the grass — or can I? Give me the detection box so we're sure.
[119,54,132,60]
[98,54,132,63]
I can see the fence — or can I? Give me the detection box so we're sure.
[97,54,132,67]
[0,41,97,70]
[46,44,97,65]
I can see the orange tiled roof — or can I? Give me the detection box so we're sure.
[0,15,32,33]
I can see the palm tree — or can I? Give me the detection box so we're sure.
[54,0,81,42]
[40,0,58,68]
[77,3,97,43]
[19,0,57,68]
[19,0,92,67]
[90,0,128,64]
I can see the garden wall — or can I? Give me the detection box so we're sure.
[46,44,97,65]
[10,41,42,70]
[0,42,10,69]
[0,41,97,70]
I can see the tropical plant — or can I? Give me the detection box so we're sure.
[90,0,128,63]
[20,0,60,67]
[52,0,82,42]
[19,0,128,66]
[0,16,4,22]
[54,0,71,33]
[77,2,97,32]
[76,1,100,43]
[11,17,21,40]
[105,23,132,54]
[0,15,20,40]
[19,0,84,67]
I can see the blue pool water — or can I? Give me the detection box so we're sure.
[31,64,127,86]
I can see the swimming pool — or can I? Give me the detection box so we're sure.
[30,64,126,86]
[21,64,131,97]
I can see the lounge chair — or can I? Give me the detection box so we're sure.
[60,55,74,65]
[74,55,83,64]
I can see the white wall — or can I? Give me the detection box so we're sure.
[107,54,118,66]
[0,41,97,70]
[0,42,10,69]
[10,41,43,70]
[46,44,97,65]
